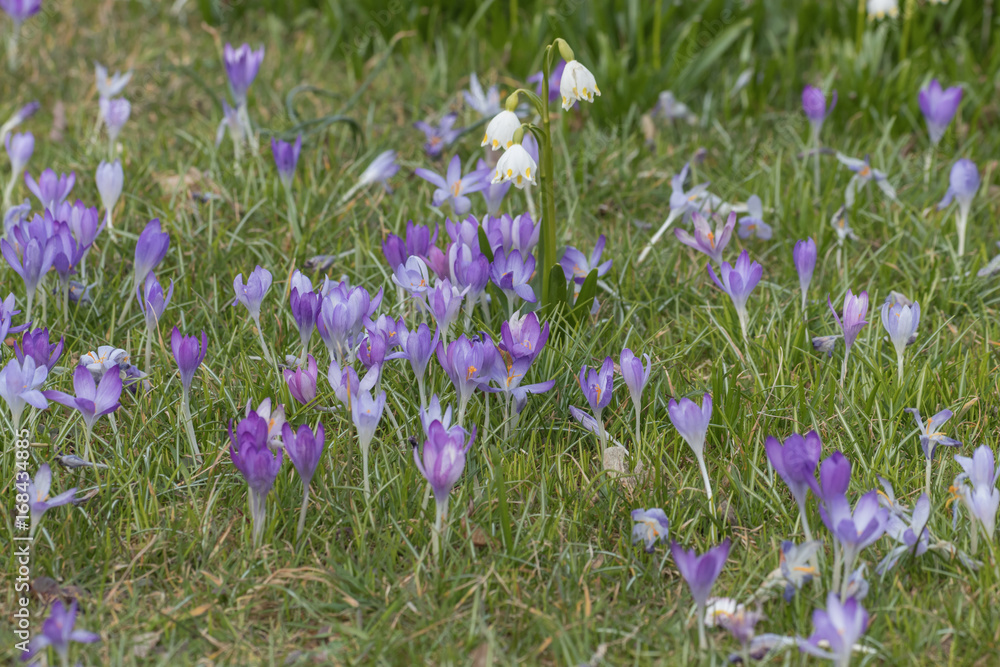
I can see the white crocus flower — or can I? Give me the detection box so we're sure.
[492,144,537,189]
[482,110,520,151]
[559,60,600,110]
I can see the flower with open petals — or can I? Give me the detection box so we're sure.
[44,364,122,433]
[415,112,461,158]
[737,196,772,240]
[24,168,74,212]
[95,62,132,100]
[904,407,961,461]
[676,211,735,264]
[416,154,488,215]
[559,234,612,283]
[25,463,76,535]
[800,593,869,665]
[20,599,99,663]
[559,59,600,110]
[464,72,501,117]
[631,508,669,552]
[836,153,897,204]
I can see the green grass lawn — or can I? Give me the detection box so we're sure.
[3,0,1000,664]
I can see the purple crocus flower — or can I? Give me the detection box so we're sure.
[285,355,318,406]
[413,419,476,506]
[170,328,207,395]
[877,493,931,574]
[445,215,480,248]
[223,43,265,105]
[765,431,822,540]
[0,352,48,431]
[881,299,920,380]
[390,322,440,404]
[316,283,382,364]
[436,334,496,424]
[415,154,488,216]
[675,211,736,264]
[232,265,273,323]
[382,220,439,270]
[476,159,511,216]
[99,97,131,143]
[668,162,722,225]
[45,364,122,434]
[0,0,42,24]
[487,318,554,415]
[351,389,387,500]
[829,289,868,385]
[20,599,100,664]
[707,249,762,340]
[820,488,889,582]
[137,272,173,341]
[357,327,391,371]
[918,79,962,146]
[419,395,454,435]
[560,234,612,284]
[4,130,33,174]
[952,445,1000,545]
[450,243,490,300]
[327,358,378,409]
[528,59,566,102]
[271,135,302,189]
[425,279,466,341]
[1,223,54,319]
[464,72,501,117]
[793,238,817,311]
[737,195,772,240]
[779,540,821,601]
[283,420,325,488]
[228,410,283,546]
[56,201,103,263]
[836,153,897,204]
[485,212,539,256]
[24,168,74,212]
[938,158,980,256]
[490,248,536,305]
[802,86,836,135]
[134,218,169,283]
[0,292,29,342]
[14,327,63,372]
[289,284,321,354]
[620,348,651,444]
[414,112,461,158]
[356,149,399,192]
[799,593,869,666]
[904,407,960,462]
[391,255,431,297]
[499,311,550,364]
[668,392,715,501]
[670,539,732,650]
[578,356,614,425]
[25,463,76,535]
[630,508,669,552]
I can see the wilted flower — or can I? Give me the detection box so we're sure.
[559,59,601,110]
[668,393,714,501]
[937,158,979,256]
[830,205,857,244]
[737,196,772,240]
[415,112,461,158]
[25,463,77,538]
[793,238,817,311]
[918,79,961,146]
[416,154,488,215]
[881,299,920,380]
[670,539,731,650]
[228,410,283,546]
[675,211,736,264]
[492,143,537,190]
[20,599,99,664]
[707,249,763,340]
[630,508,669,552]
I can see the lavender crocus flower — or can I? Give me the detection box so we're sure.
[390,323,440,404]
[577,357,614,450]
[95,62,132,100]
[426,279,466,342]
[877,493,930,574]
[667,162,725,225]
[818,484,889,591]
[170,328,207,395]
[24,168,74,212]
[670,539,732,650]
[93,159,124,228]
[355,149,399,193]
[937,158,979,256]
[793,238,817,311]
[464,72,501,117]
[0,292,29,342]
[737,195,772,240]
[836,153,897,205]
[415,154,488,216]
[134,218,169,283]
[436,334,496,425]
[779,540,821,601]
[490,249,536,306]
[14,327,63,372]
[904,407,961,463]
[799,593,869,667]
[232,265,273,323]
[485,212,539,256]
[668,393,715,501]
[487,327,554,416]
[620,348,651,446]
[283,420,325,540]
[24,463,76,538]
[316,283,382,365]
[477,159,511,216]
[327,358,378,409]
[675,211,736,264]
[271,135,302,189]
[99,97,131,143]
[951,445,1000,550]
[413,419,476,508]
[80,346,130,380]
[414,112,461,158]
[20,599,100,664]
[829,289,869,386]
[765,431,822,541]
[630,508,669,552]
[1,226,54,319]
[419,395,454,435]
[45,364,122,456]
[450,243,490,304]
[707,249,762,340]
[4,130,32,175]
[0,0,42,25]
[285,355,318,406]
[918,79,962,146]
[0,352,48,432]
[802,86,836,136]
[289,285,321,357]
[228,410,283,546]
[351,389,387,501]
[881,299,920,380]
[560,234,613,284]
[223,43,265,105]
[391,255,431,297]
